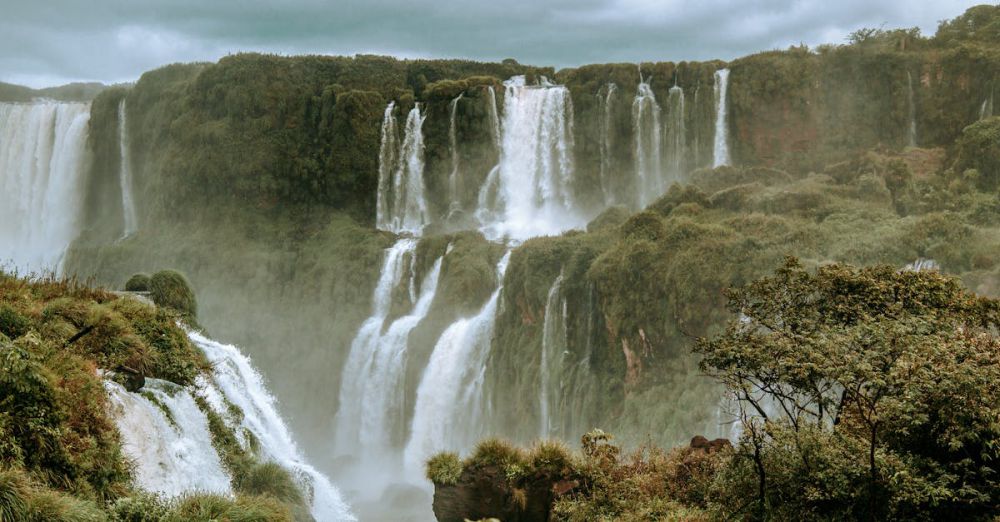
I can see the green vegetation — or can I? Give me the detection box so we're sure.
[123,274,150,292]
[147,270,197,321]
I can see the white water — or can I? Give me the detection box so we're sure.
[334,239,417,455]
[665,85,687,182]
[106,378,232,497]
[981,96,994,120]
[480,76,581,240]
[447,94,464,214]
[906,71,918,148]
[633,77,663,208]
[538,272,566,438]
[118,99,138,238]
[486,86,502,149]
[376,102,400,231]
[713,69,731,168]
[376,104,428,235]
[0,102,90,274]
[599,83,618,205]
[190,331,356,521]
[405,251,512,471]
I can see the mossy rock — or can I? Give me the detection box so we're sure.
[124,273,151,292]
[148,270,198,319]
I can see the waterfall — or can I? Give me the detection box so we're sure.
[107,331,355,520]
[405,251,511,470]
[713,69,731,168]
[633,77,662,208]
[598,83,618,205]
[117,99,138,238]
[486,86,502,149]
[105,379,232,497]
[479,76,580,240]
[981,96,994,120]
[447,94,464,214]
[376,104,428,235]
[539,272,566,438]
[190,331,355,521]
[0,102,90,274]
[376,102,399,231]
[334,239,416,454]
[665,85,687,182]
[907,71,918,147]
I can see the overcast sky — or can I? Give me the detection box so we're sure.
[1,0,990,88]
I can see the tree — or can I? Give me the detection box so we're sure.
[697,258,1000,520]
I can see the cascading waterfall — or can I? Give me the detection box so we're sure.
[981,95,994,120]
[539,272,566,438]
[665,85,687,182]
[106,330,354,520]
[633,76,663,208]
[190,331,355,521]
[105,379,232,497]
[713,68,731,168]
[486,86,502,149]
[599,83,618,205]
[0,102,90,274]
[405,251,512,471]
[117,99,138,238]
[474,87,505,226]
[907,71,918,147]
[479,76,580,240]
[376,104,428,235]
[334,239,418,456]
[447,94,464,214]
[376,102,400,231]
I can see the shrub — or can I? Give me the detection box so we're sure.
[124,274,151,292]
[236,461,304,506]
[0,305,29,339]
[167,493,293,522]
[426,452,463,485]
[109,492,170,522]
[23,488,107,522]
[148,270,197,320]
[0,467,30,522]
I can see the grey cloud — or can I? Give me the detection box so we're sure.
[0,0,985,87]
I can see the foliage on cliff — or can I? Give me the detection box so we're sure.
[0,272,313,520]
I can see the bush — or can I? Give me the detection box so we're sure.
[0,305,29,339]
[236,461,304,506]
[24,488,107,522]
[109,492,170,522]
[167,493,293,522]
[124,274,151,292]
[0,467,30,522]
[148,270,197,319]
[426,452,463,485]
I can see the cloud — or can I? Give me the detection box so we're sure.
[0,0,985,88]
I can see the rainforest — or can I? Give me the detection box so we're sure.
[2,3,1000,521]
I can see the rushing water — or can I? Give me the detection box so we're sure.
[538,272,566,438]
[118,99,138,238]
[376,104,429,235]
[107,329,354,520]
[981,95,994,120]
[665,85,687,182]
[191,331,355,521]
[334,239,418,456]
[447,94,464,214]
[907,71,918,147]
[633,76,662,208]
[106,378,232,497]
[713,69,731,168]
[480,76,580,240]
[0,102,90,274]
[599,83,618,205]
[405,251,512,471]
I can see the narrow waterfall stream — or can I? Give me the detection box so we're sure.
[117,99,138,238]
[713,68,731,167]
[539,272,566,438]
[633,76,662,207]
[376,104,429,234]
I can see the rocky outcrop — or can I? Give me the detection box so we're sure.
[431,464,578,522]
